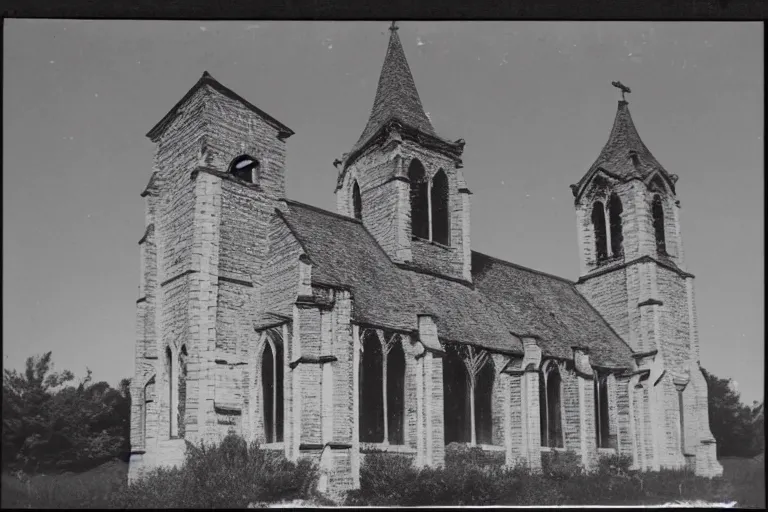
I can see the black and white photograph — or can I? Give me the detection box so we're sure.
[3,19,764,508]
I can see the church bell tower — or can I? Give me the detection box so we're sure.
[572,83,722,477]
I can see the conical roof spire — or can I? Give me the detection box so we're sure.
[347,23,437,159]
[571,88,676,200]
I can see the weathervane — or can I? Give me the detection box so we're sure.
[612,80,631,101]
[390,21,399,32]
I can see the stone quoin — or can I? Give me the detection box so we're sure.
[128,24,723,491]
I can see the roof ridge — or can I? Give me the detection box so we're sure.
[283,199,364,225]
[472,250,575,284]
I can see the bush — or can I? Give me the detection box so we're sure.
[445,443,506,469]
[347,447,741,507]
[109,434,319,508]
[540,449,582,480]
[346,449,562,506]
[596,452,633,473]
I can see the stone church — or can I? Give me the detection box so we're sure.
[128,25,723,490]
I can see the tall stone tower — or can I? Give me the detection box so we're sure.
[129,71,294,481]
[334,24,472,282]
[572,87,722,476]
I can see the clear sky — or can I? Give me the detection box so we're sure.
[3,20,763,404]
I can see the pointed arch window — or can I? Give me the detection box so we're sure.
[443,344,494,446]
[474,357,495,445]
[540,361,563,448]
[431,169,450,246]
[229,155,260,183]
[409,160,429,239]
[608,193,624,257]
[142,376,156,446]
[591,201,608,262]
[677,386,685,454]
[359,330,405,444]
[177,345,188,439]
[652,195,667,255]
[165,346,174,438]
[443,346,470,444]
[594,371,610,449]
[386,339,405,445]
[261,329,284,443]
[352,180,363,221]
[360,330,384,443]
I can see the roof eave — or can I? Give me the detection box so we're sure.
[343,119,464,172]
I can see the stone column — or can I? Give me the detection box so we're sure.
[504,337,542,471]
[415,315,445,467]
[573,347,597,470]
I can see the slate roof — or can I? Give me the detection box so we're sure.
[276,200,634,367]
[471,252,634,368]
[572,100,676,201]
[348,28,436,158]
[342,27,462,171]
[146,71,294,142]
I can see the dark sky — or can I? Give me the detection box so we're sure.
[3,21,763,404]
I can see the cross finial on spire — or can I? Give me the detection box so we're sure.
[390,21,399,32]
[612,80,631,101]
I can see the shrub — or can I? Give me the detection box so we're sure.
[109,433,318,508]
[595,452,634,476]
[347,449,563,506]
[540,449,582,480]
[445,443,506,469]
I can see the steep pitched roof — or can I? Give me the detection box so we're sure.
[276,200,633,366]
[146,71,294,142]
[349,28,437,159]
[278,200,520,354]
[471,252,634,368]
[572,100,676,201]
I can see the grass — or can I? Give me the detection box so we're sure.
[718,456,765,508]
[1,451,764,508]
[1,459,128,509]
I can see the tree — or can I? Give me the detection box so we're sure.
[2,352,75,470]
[702,367,763,458]
[2,352,132,473]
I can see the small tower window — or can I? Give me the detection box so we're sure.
[591,201,608,262]
[229,155,260,183]
[352,180,363,221]
[409,159,429,239]
[608,193,624,257]
[431,169,450,246]
[652,194,667,255]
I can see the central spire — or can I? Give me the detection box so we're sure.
[348,22,436,159]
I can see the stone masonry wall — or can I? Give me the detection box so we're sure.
[656,267,690,371]
[560,364,581,452]
[263,214,303,318]
[205,92,288,200]
[577,269,630,345]
[615,376,633,458]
